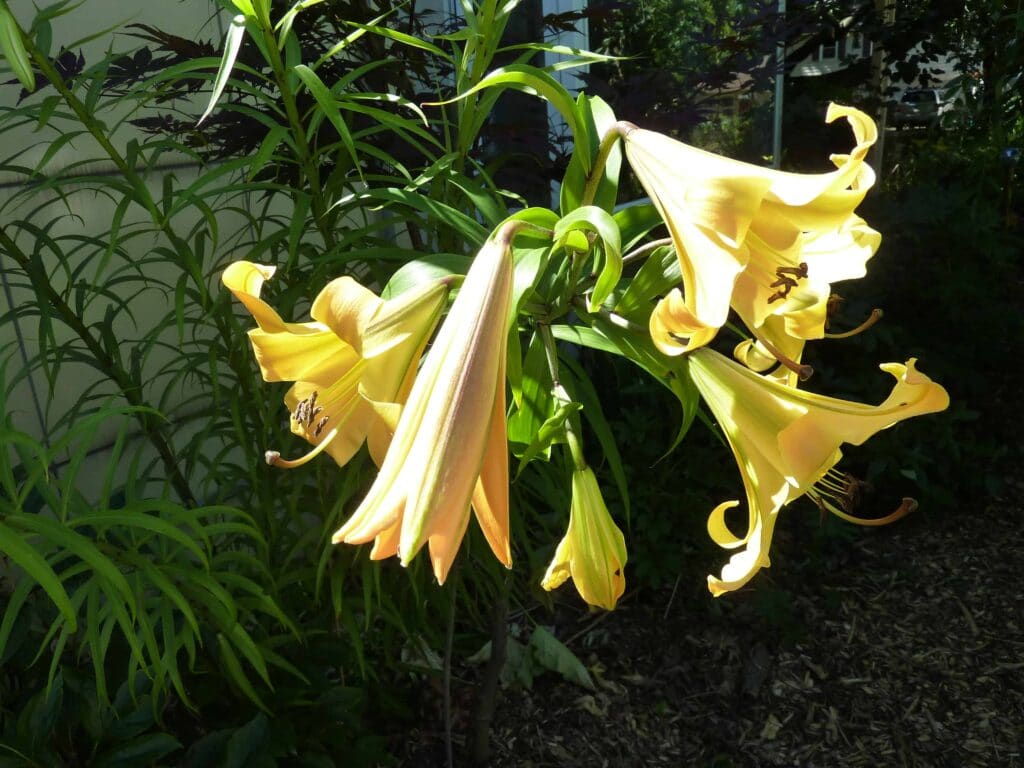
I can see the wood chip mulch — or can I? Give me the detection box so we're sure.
[475,479,1024,768]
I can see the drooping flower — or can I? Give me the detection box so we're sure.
[687,347,949,596]
[541,467,628,611]
[620,104,879,356]
[332,231,517,583]
[222,261,448,469]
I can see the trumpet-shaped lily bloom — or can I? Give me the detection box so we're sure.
[687,348,949,596]
[332,233,516,584]
[222,261,447,469]
[541,467,628,611]
[620,104,879,356]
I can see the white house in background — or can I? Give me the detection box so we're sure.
[789,32,963,95]
[790,31,874,78]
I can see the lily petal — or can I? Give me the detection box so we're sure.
[621,104,879,353]
[541,467,627,611]
[688,348,949,596]
[334,235,515,583]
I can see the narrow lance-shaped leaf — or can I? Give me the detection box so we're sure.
[198,14,248,125]
[291,63,360,172]
[425,64,588,168]
[0,1,35,93]
[0,522,77,631]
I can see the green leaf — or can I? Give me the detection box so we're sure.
[92,734,182,768]
[7,514,135,612]
[342,20,450,60]
[381,254,470,299]
[550,323,623,357]
[515,399,583,473]
[559,356,631,518]
[274,0,325,36]
[560,94,621,215]
[427,64,587,164]
[553,206,622,311]
[614,245,679,319]
[0,521,77,631]
[351,188,488,245]
[217,633,268,711]
[587,96,622,211]
[292,63,360,170]
[528,626,594,690]
[68,508,209,566]
[199,14,248,125]
[615,202,663,252]
[224,713,270,768]
[0,1,35,93]
[507,331,553,452]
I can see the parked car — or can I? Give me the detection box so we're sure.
[891,89,954,128]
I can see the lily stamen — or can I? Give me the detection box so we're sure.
[766,262,809,304]
[265,427,340,468]
[750,328,813,380]
[808,468,916,526]
[826,308,884,339]
[292,391,321,428]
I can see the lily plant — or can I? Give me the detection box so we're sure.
[212,9,949,610]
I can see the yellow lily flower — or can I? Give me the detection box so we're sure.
[332,232,516,584]
[541,467,628,611]
[221,261,447,469]
[687,348,949,596]
[620,104,878,356]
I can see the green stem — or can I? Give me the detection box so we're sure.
[259,25,337,251]
[538,324,587,470]
[22,33,159,221]
[580,125,625,208]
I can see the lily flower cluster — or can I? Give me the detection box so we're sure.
[223,103,948,611]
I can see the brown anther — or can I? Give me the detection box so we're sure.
[292,391,321,427]
[313,416,330,437]
[839,473,870,512]
[826,293,845,328]
[776,262,809,278]
[767,263,809,304]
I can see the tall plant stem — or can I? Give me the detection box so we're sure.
[1,226,198,506]
[580,126,624,207]
[538,323,586,469]
[443,567,459,768]
[471,575,509,765]
[258,25,337,252]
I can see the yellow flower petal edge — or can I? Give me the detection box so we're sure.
[221,260,447,469]
[541,467,628,611]
[332,230,517,584]
[620,104,878,355]
[687,348,949,596]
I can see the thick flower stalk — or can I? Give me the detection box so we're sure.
[332,228,518,584]
[222,261,448,468]
[541,467,628,611]
[620,104,879,358]
[687,348,949,596]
